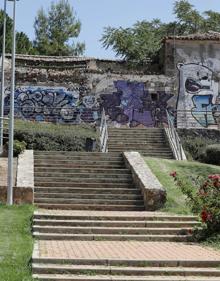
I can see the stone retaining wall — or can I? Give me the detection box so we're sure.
[123,152,166,211]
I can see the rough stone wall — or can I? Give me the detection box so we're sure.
[3,57,176,127]
[3,47,220,129]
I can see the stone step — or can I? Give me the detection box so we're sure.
[34,163,125,169]
[34,168,131,175]
[108,135,165,140]
[140,153,173,157]
[34,152,121,156]
[34,204,145,211]
[34,177,133,184]
[32,263,220,277]
[109,149,172,154]
[33,219,200,228]
[34,198,144,206]
[33,232,191,241]
[108,142,168,146]
[34,193,142,200]
[109,128,163,131]
[108,146,171,151]
[34,158,124,166]
[34,155,123,161]
[31,257,220,268]
[32,274,220,280]
[33,212,198,222]
[34,172,132,179]
[35,182,134,188]
[33,225,192,235]
[34,187,139,194]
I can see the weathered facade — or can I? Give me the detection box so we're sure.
[165,31,220,129]
[3,54,175,128]
[2,32,220,129]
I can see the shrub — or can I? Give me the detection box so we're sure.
[178,129,220,161]
[180,136,211,161]
[170,171,220,238]
[200,144,220,165]
[12,120,98,152]
[4,140,27,157]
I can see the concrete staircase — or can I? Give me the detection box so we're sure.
[32,151,220,281]
[32,257,220,281]
[33,211,199,242]
[108,128,174,159]
[34,151,145,211]
[32,214,220,281]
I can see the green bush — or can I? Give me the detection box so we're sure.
[12,120,98,152]
[181,136,207,161]
[170,172,220,239]
[178,129,220,161]
[200,145,220,165]
[4,140,27,157]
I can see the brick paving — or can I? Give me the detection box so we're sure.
[37,241,220,261]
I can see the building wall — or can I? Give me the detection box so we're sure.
[165,40,220,129]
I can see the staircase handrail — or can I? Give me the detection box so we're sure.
[99,108,108,153]
[165,110,186,161]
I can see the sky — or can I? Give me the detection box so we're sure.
[1,0,220,59]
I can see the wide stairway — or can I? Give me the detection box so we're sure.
[34,151,145,211]
[32,151,220,281]
[108,128,174,159]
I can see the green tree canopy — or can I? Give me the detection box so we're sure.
[34,0,85,56]
[0,10,33,55]
[101,0,220,64]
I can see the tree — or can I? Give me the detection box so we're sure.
[34,0,85,56]
[101,20,165,63]
[0,10,34,55]
[101,0,220,64]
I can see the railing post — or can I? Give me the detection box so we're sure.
[99,108,108,153]
[165,109,186,161]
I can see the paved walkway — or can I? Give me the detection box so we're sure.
[36,240,220,261]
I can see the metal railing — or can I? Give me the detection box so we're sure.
[165,110,186,161]
[99,108,108,153]
[0,116,9,154]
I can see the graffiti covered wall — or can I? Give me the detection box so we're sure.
[4,72,175,127]
[101,80,173,127]
[4,86,100,123]
[177,63,220,129]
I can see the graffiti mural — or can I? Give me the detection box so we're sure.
[100,80,173,127]
[4,87,100,123]
[177,63,220,128]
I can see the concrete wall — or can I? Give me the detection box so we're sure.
[165,40,220,129]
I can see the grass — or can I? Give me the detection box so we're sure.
[145,157,220,215]
[5,119,99,152]
[14,119,98,139]
[0,205,35,281]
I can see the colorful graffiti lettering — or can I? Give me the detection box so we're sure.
[4,87,100,123]
[177,63,220,128]
[100,80,173,127]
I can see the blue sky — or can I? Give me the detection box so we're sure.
[1,0,220,59]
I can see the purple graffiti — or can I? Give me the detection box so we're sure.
[101,81,173,127]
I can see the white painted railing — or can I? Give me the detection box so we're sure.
[99,108,108,153]
[165,110,186,161]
